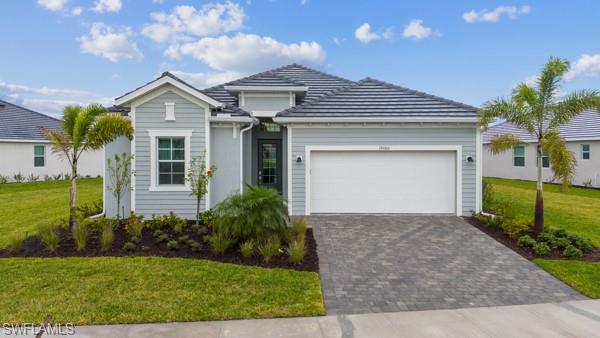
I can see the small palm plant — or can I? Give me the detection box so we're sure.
[479,57,600,234]
[45,104,133,229]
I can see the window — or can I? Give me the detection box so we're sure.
[157,137,185,185]
[513,146,525,167]
[582,144,590,160]
[34,145,45,167]
[537,152,550,168]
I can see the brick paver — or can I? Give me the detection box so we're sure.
[309,215,586,315]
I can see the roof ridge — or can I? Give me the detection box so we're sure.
[358,77,478,111]
[223,67,307,87]
[277,81,363,116]
[282,63,355,85]
[0,98,60,121]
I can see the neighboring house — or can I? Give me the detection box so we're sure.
[0,99,103,181]
[104,64,481,218]
[483,109,600,187]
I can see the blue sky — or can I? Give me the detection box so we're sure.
[1,0,599,117]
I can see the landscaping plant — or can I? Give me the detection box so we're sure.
[517,235,536,248]
[72,217,91,252]
[187,156,216,226]
[289,218,308,243]
[562,245,583,258]
[478,57,600,235]
[98,217,115,252]
[107,152,134,220]
[13,173,24,183]
[123,242,136,252]
[167,240,179,250]
[37,224,60,252]
[286,239,306,264]
[6,233,26,252]
[0,174,8,184]
[258,237,281,263]
[44,103,133,229]
[532,242,551,256]
[126,211,144,237]
[206,232,233,254]
[240,240,255,258]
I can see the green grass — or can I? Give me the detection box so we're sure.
[0,178,102,248]
[0,257,324,324]
[534,260,600,298]
[484,177,600,246]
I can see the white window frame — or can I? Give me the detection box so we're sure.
[513,146,525,168]
[148,129,192,192]
[536,152,550,168]
[582,144,591,160]
[33,144,45,167]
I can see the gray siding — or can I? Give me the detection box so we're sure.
[290,127,477,215]
[242,95,291,112]
[104,136,131,218]
[135,91,206,219]
[210,126,241,206]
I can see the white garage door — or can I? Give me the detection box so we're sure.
[309,151,457,214]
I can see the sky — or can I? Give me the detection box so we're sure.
[1,0,599,118]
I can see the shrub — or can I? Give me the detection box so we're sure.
[126,212,144,237]
[7,233,26,252]
[99,218,115,252]
[286,239,306,264]
[72,218,91,252]
[167,240,179,250]
[532,242,551,256]
[149,212,187,231]
[569,235,593,253]
[130,236,141,244]
[496,200,515,221]
[552,237,571,250]
[517,235,536,248]
[189,241,201,252]
[27,174,39,182]
[289,218,308,242]
[563,245,584,258]
[123,242,136,252]
[536,231,556,244]
[200,210,215,226]
[240,240,255,258]
[141,245,151,251]
[153,229,164,238]
[191,224,208,235]
[258,237,281,263]
[37,224,60,252]
[52,173,62,180]
[0,174,8,184]
[553,229,568,238]
[582,179,593,188]
[177,235,189,243]
[473,212,491,224]
[155,234,169,244]
[501,217,532,238]
[205,232,233,254]
[12,173,24,183]
[43,175,51,182]
[482,182,495,211]
[77,200,103,218]
[213,185,289,243]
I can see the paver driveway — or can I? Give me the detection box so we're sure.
[310,215,586,315]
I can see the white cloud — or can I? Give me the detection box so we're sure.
[111,74,121,80]
[300,0,308,5]
[153,0,165,3]
[0,81,90,97]
[142,2,246,44]
[79,23,144,62]
[169,70,242,89]
[402,19,434,40]
[332,37,345,46]
[166,33,326,73]
[565,54,600,81]
[93,0,122,13]
[354,23,393,43]
[37,0,71,11]
[463,5,530,23]
[71,6,83,15]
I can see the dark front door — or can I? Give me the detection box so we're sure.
[257,139,282,192]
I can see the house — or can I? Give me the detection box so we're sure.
[0,99,103,181]
[483,109,600,187]
[103,64,481,218]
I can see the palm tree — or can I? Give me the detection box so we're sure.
[479,57,600,235]
[45,104,133,228]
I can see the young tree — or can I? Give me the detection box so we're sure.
[187,156,217,225]
[107,153,134,220]
[479,57,600,235]
[44,104,133,228]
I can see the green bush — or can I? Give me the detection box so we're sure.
[37,224,59,252]
[562,245,583,258]
[153,229,164,238]
[205,232,233,254]
[482,182,495,211]
[98,217,115,252]
[188,241,201,252]
[167,240,179,250]
[126,212,144,237]
[552,237,571,250]
[472,212,491,224]
[123,242,136,252]
[289,218,308,243]
[77,200,103,218]
[517,235,536,248]
[177,235,189,244]
[72,218,91,252]
[155,234,169,244]
[258,237,281,263]
[568,235,593,253]
[532,242,551,256]
[200,210,215,226]
[150,212,187,231]
[240,240,255,258]
[500,217,532,238]
[536,231,556,244]
[7,233,26,252]
[191,224,208,235]
[213,185,289,243]
[552,229,568,238]
[0,174,8,184]
[130,236,141,244]
[286,239,306,264]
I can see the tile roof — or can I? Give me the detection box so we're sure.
[277,78,478,118]
[483,109,600,143]
[0,99,60,141]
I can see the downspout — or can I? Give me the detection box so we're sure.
[239,122,255,192]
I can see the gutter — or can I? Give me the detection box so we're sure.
[273,117,479,124]
[210,116,255,123]
[239,118,258,192]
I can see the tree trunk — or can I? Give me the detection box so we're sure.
[196,198,200,226]
[70,160,78,229]
[533,144,544,235]
[116,193,121,221]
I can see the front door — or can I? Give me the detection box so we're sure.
[257,139,282,192]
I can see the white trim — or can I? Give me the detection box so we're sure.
[165,102,175,121]
[512,145,526,168]
[274,117,478,123]
[224,85,308,92]
[205,107,211,209]
[240,123,254,192]
[209,116,254,123]
[278,123,477,129]
[242,92,292,98]
[147,129,193,192]
[475,127,482,213]
[0,139,50,143]
[304,145,463,216]
[581,143,591,160]
[115,76,222,108]
[287,126,293,215]
[130,105,136,211]
[252,111,280,117]
[33,144,46,167]
[132,87,210,111]
[483,136,600,145]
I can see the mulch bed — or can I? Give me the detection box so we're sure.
[465,217,600,262]
[0,224,319,272]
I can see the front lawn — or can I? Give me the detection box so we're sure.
[0,257,324,324]
[0,178,102,248]
[534,260,600,298]
[484,177,600,247]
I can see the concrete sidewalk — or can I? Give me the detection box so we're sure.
[73,300,600,338]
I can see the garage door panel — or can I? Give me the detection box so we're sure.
[310,151,456,214]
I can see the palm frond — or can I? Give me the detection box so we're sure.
[512,83,539,108]
[84,113,134,152]
[549,89,600,129]
[61,105,82,138]
[478,98,536,134]
[43,129,73,163]
[537,57,569,105]
[489,134,523,155]
[541,130,576,190]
